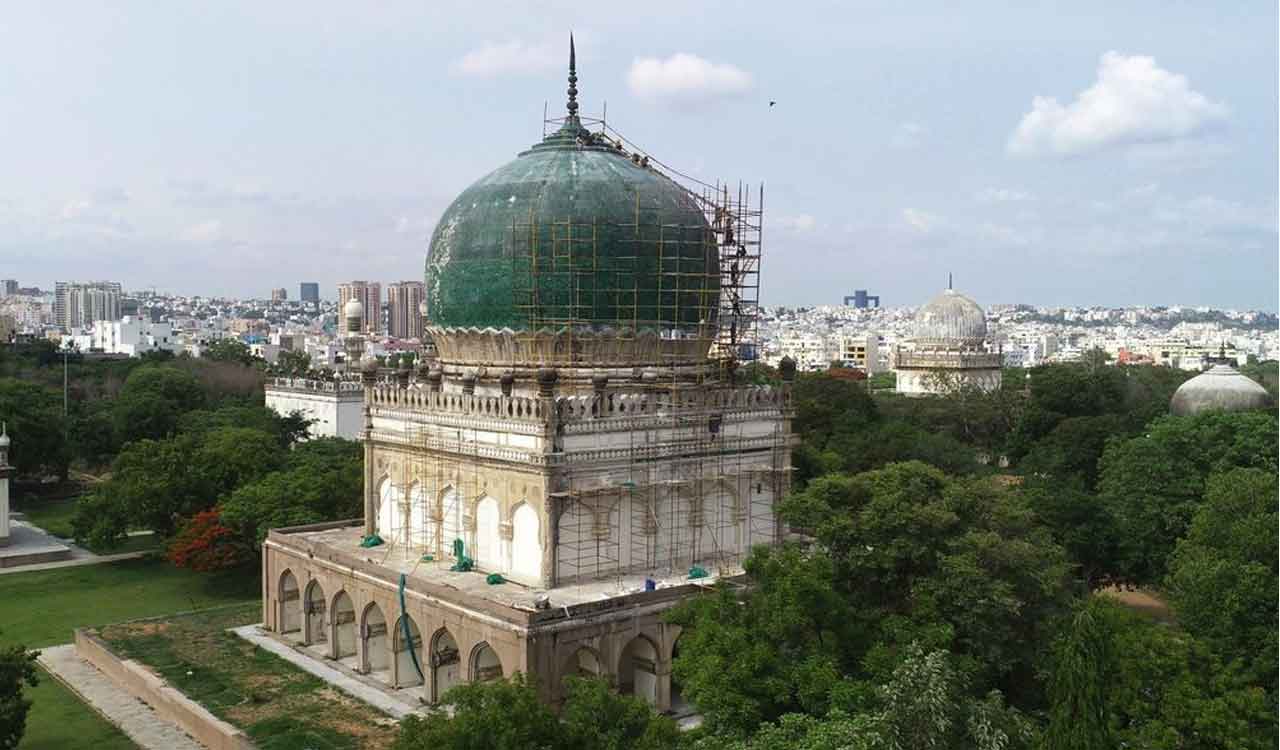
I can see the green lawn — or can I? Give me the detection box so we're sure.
[12,496,79,539]
[0,558,260,750]
[0,557,258,649]
[101,606,398,749]
[19,668,137,750]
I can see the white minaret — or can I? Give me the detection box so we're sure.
[344,298,366,372]
[0,423,12,547]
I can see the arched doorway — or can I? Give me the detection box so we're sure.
[563,647,601,680]
[441,486,462,560]
[618,635,659,706]
[278,570,300,636]
[393,615,424,688]
[362,603,389,678]
[511,503,541,582]
[475,496,500,571]
[408,482,432,553]
[670,635,689,715]
[331,592,357,661]
[377,478,403,547]
[303,580,326,646]
[471,642,503,682]
[430,628,461,703]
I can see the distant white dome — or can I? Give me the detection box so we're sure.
[1170,365,1271,416]
[913,288,987,346]
[344,298,364,319]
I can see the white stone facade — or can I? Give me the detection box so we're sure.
[264,378,363,440]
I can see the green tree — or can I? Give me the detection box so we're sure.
[1018,479,1117,590]
[1098,410,1278,585]
[391,673,560,750]
[219,437,362,546]
[178,404,312,447]
[0,378,69,479]
[0,639,39,750]
[559,676,683,750]
[1165,468,1277,693]
[1093,599,1273,749]
[112,365,206,445]
[1044,600,1113,750]
[1017,414,1127,491]
[202,339,254,365]
[274,349,311,377]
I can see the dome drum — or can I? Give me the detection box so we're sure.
[425,324,716,368]
[910,289,988,348]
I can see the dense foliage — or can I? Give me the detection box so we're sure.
[393,674,680,750]
[0,639,39,750]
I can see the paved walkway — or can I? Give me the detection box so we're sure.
[0,549,149,575]
[231,625,425,719]
[38,644,206,750]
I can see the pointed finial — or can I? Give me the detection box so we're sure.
[948,272,953,290]
[567,33,579,118]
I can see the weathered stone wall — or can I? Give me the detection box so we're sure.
[75,628,256,750]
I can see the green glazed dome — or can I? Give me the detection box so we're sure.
[424,117,719,332]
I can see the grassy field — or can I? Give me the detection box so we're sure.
[100,606,399,750]
[0,557,258,649]
[20,669,137,750]
[0,558,260,749]
[12,496,79,538]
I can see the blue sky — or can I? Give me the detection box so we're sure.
[1,1,1275,309]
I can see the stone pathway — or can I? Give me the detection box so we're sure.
[0,549,148,575]
[38,644,206,750]
[231,624,426,719]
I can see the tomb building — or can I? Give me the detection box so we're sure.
[894,281,1002,396]
[261,40,791,710]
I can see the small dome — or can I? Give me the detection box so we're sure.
[0,433,9,448]
[344,298,364,319]
[913,288,987,346]
[1170,365,1271,416]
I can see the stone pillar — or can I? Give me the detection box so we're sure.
[536,368,559,588]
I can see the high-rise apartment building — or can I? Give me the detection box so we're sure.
[55,281,123,331]
[386,281,425,339]
[271,288,288,303]
[0,280,17,297]
[299,282,320,304]
[337,281,381,335]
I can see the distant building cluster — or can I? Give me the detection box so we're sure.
[760,300,1278,377]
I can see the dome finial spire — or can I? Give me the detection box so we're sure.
[948,272,953,290]
[567,33,579,119]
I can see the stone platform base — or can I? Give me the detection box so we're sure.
[0,522,72,568]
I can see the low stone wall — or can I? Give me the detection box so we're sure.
[74,628,256,750]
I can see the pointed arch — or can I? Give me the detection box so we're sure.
[470,641,503,682]
[430,627,461,703]
[303,579,326,646]
[330,590,357,659]
[474,495,501,571]
[511,502,541,582]
[277,569,300,635]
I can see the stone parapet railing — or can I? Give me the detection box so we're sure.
[369,386,548,421]
[267,377,363,395]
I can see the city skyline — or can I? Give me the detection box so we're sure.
[1,2,1275,310]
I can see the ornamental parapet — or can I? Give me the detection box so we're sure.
[266,377,363,395]
[556,385,783,424]
[894,351,1003,369]
[369,385,547,422]
[427,325,715,367]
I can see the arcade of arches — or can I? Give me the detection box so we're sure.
[266,562,688,710]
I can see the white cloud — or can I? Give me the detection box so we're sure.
[449,40,560,78]
[975,187,1033,203]
[891,122,927,149]
[182,219,223,242]
[902,208,938,233]
[776,214,817,232]
[627,53,752,104]
[1007,52,1227,157]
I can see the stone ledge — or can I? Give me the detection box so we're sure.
[74,628,255,750]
